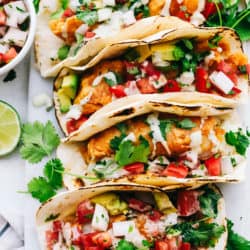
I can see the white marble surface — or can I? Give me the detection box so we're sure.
[0,45,250,249]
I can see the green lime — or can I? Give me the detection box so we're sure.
[0,100,21,156]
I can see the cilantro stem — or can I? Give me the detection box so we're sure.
[17,190,29,194]
[215,2,223,26]
[55,169,99,181]
[231,9,250,28]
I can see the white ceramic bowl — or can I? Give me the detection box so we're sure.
[0,0,36,76]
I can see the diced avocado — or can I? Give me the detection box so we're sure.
[135,45,152,63]
[151,43,184,61]
[90,192,128,216]
[61,74,79,99]
[153,192,177,215]
[57,89,71,113]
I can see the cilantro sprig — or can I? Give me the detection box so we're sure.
[226,219,250,249]
[20,121,60,163]
[27,159,64,202]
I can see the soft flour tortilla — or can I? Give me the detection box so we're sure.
[57,111,246,190]
[35,3,193,78]
[57,92,236,141]
[36,184,227,250]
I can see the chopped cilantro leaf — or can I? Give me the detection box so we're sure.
[226,219,250,249]
[124,48,140,61]
[159,120,173,139]
[58,45,70,60]
[104,77,116,86]
[176,118,196,129]
[33,0,40,13]
[116,239,136,250]
[76,10,98,26]
[60,0,69,9]
[115,136,150,166]
[3,70,16,82]
[45,213,60,222]
[172,47,185,61]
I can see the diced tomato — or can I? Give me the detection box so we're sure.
[85,247,104,250]
[124,162,145,174]
[0,10,6,25]
[177,190,200,216]
[176,10,190,21]
[217,60,232,74]
[202,1,217,18]
[109,85,127,97]
[228,86,241,97]
[3,47,17,64]
[76,200,94,224]
[66,115,88,134]
[163,79,181,92]
[80,232,99,247]
[195,67,211,93]
[148,209,162,221]
[155,241,169,250]
[92,232,112,248]
[136,78,158,94]
[141,61,161,78]
[166,237,182,250]
[181,242,191,250]
[128,198,152,212]
[226,72,238,84]
[85,31,96,38]
[246,64,250,74]
[125,61,139,80]
[204,155,221,176]
[162,163,189,178]
[52,220,62,232]
[46,230,58,249]
[62,8,75,18]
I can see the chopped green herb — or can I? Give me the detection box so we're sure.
[128,225,134,233]
[127,66,140,75]
[238,65,247,74]
[76,10,98,26]
[50,9,64,20]
[208,35,222,48]
[226,219,250,249]
[33,0,40,13]
[104,77,116,86]
[177,118,196,129]
[110,134,127,151]
[172,47,185,61]
[230,157,237,167]
[124,48,140,61]
[182,39,193,50]
[60,0,69,9]
[116,239,136,250]
[116,123,128,134]
[225,129,250,156]
[159,119,173,139]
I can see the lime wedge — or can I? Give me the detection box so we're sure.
[0,100,21,156]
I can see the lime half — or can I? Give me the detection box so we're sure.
[0,100,21,156]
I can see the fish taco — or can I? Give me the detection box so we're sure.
[57,111,248,190]
[54,27,248,140]
[36,184,227,250]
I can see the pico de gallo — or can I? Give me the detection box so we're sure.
[44,186,226,250]
[0,0,30,67]
[57,112,249,186]
[54,33,249,135]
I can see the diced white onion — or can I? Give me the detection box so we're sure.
[98,8,113,22]
[75,24,89,35]
[113,221,136,237]
[124,81,141,95]
[65,105,82,120]
[177,71,195,85]
[32,93,52,108]
[163,213,178,226]
[91,204,109,231]
[190,12,206,26]
[190,131,202,154]
[209,71,234,94]
[103,0,115,7]
[122,132,136,142]
[0,44,9,54]
[2,28,28,47]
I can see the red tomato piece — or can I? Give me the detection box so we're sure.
[217,60,232,74]
[62,8,75,18]
[204,155,221,176]
[128,198,152,212]
[141,61,161,78]
[0,11,6,25]
[109,85,127,97]
[226,72,238,84]
[246,64,250,74]
[124,162,145,174]
[229,86,241,97]
[80,232,99,247]
[181,242,191,250]
[66,115,88,134]
[195,67,211,93]
[163,79,181,92]
[136,78,158,94]
[85,247,104,250]
[155,241,169,250]
[148,209,162,221]
[177,190,200,216]
[85,31,96,38]
[76,200,94,224]
[202,1,217,18]
[176,10,190,21]
[92,232,112,248]
[165,237,182,250]
[46,230,58,249]
[3,47,17,64]
[52,220,62,232]
[162,163,189,178]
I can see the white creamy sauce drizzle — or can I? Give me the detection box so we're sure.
[161,0,171,16]
[190,130,202,154]
[190,0,206,26]
[124,81,141,95]
[208,129,220,153]
[147,113,169,156]
[92,71,117,86]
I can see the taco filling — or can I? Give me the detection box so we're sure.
[43,186,226,250]
[58,112,248,187]
[54,34,249,134]
[47,0,214,63]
